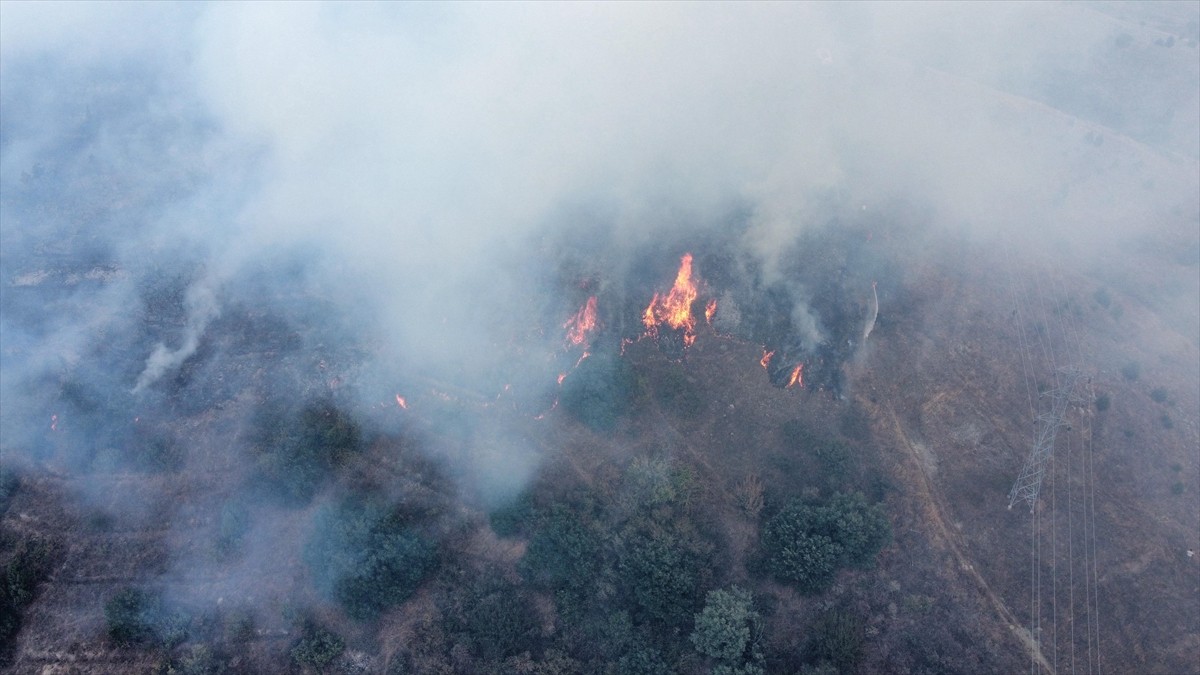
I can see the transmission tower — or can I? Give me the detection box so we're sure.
[1008,368,1087,511]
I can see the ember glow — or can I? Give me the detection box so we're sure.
[643,253,700,346]
[50,414,58,432]
[564,296,598,348]
[786,364,804,388]
[705,299,717,324]
[760,349,775,369]
[395,395,408,409]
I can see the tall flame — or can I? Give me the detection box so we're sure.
[705,299,717,324]
[760,349,775,369]
[564,296,598,348]
[786,364,804,388]
[643,253,699,345]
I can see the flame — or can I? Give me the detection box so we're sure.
[705,299,717,324]
[760,349,775,369]
[557,372,567,385]
[564,296,598,348]
[786,364,804,388]
[395,395,408,409]
[50,414,58,432]
[643,253,700,345]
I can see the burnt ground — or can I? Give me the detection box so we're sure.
[2,187,1197,674]
[3,220,1198,673]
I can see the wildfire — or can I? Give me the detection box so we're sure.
[395,395,408,409]
[786,364,804,388]
[564,296,598,348]
[705,299,717,324]
[760,349,775,369]
[50,414,58,432]
[643,253,700,347]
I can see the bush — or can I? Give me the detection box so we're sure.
[105,587,167,647]
[805,609,864,670]
[488,492,536,538]
[519,506,600,603]
[1,536,52,660]
[1094,393,1110,412]
[441,574,540,664]
[1150,387,1168,403]
[690,586,763,673]
[252,399,363,504]
[290,619,345,669]
[560,352,638,431]
[760,493,890,594]
[304,498,437,620]
[617,529,709,630]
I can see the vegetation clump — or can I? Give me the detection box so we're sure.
[303,496,437,620]
[1,536,54,662]
[760,492,890,594]
[290,619,345,669]
[560,351,639,431]
[690,586,764,675]
[251,398,363,504]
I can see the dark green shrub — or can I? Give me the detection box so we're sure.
[1150,387,1168,403]
[1,536,52,660]
[489,493,536,538]
[441,574,540,664]
[105,587,162,647]
[252,399,363,504]
[805,609,864,670]
[690,586,763,672]
[519,506,600,602]
[560,352,638,431]
[304,498,436,620]
[1094,394,1110,412]
[290,619,344,669]
[760,493,890,594]
[617,529,709,629]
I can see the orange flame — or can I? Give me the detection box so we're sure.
[760,349,775,369]
[643,253,699,344]
[705,299,717,324]
[786,364,804,388]
[557,372,567,385]
[395,395,408,409]
[564,296,598,348]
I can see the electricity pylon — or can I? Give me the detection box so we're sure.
[1008,368,1087,511]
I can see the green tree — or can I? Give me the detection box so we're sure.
[252,399,363,504]
[760,492,890,593]
[290,619,344,669]
[304,498,436,620]
[690,586,764,675]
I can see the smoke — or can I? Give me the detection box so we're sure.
[1,1,1197,654]
[133,280,219,393]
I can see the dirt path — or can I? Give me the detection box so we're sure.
[879,401,1053,675]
